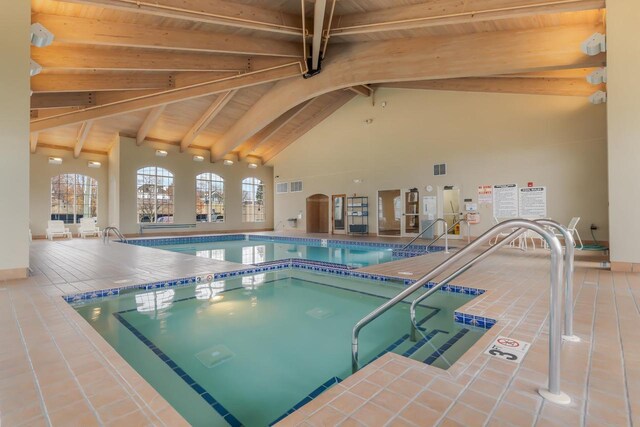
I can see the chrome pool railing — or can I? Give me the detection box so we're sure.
[351,219,571,405]
[103,226,127,244]
[400,218,448,253]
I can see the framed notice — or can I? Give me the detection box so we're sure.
[492,184,518,218]
[519,186,547,218]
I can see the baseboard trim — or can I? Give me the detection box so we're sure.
[0,267,29,281]
[610,262,640,273]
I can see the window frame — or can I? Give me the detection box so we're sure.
[195,172,225,223]
[241,177,265,223]
[50,173,98,224]
[136,166,175,224]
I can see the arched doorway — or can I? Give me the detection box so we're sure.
[306,194,329,233]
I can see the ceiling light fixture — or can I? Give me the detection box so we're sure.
[48,157,63,165]
[589,90,607,105]
[223,159,234,166]
[193,155,205,162]
[586,67,607,85]
[248,163,258,169]
[30,23,54,48]
[87,161,101,168]
[155,150,168,157]
[581,32,606,56]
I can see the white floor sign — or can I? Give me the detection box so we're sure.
[484,336,531,363]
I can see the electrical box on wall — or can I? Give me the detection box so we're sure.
[465,203,478,212]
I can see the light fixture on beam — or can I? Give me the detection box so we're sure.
[30,59,42,77]
[87,161,101,168]
[30,23,54,48]
[581,33,606,56]
[589,90,607,105]
[223,159,234,166]
[155,149,168,157]
[193,155,205,162]
[248,162,258,169]
[586,67,607,85]
[48,157,63,165]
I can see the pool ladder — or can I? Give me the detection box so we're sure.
[351,219,578,406]
[103,226,127,244]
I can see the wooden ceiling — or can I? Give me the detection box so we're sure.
[29,0,607,161]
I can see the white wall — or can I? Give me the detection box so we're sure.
[607,0,640,269]
[118,136,274,235]
[270,89,608,241]
[30,149,110,236]
[0,1,30,279]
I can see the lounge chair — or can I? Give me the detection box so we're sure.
[46,220,72,240]
[77,218,102,238]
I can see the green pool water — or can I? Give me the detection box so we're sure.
[73,271,485,427]
[153,240,395,268]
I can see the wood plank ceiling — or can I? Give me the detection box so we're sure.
[29,0,607,160]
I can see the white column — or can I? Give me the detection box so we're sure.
[0,2,30,279]
[607,0,640,271]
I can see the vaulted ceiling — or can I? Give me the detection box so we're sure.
[29,0,607,162]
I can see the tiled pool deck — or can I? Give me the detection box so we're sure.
[1,233,637,426]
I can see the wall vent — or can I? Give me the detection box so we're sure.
[433,163,447,176]
[276,182,289,194]
[290,181,303,192]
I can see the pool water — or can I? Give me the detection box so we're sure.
[73,271,486,427]
[153,240,395,268]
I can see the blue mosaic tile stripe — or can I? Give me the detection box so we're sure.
[402,329,446,358]
[423,328,470,365]
[268,377,342,426]
[454,312,497,329]
[113,313,242,427]
[126,233,246,247]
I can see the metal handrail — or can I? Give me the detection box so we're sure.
[400,218,448,252]
[103,226,127,244]
[351,219,570,405]
[426,218,471,252]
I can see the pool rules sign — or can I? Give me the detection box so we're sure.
[519,186,547,218]
[484,336,531,363]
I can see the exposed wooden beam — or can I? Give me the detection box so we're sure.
[238,99,316,159]
[35,14,301,57]
[31,92,95,109]
[331,0,605,36]
[30,132,39,154]
[378,77,605,96]
[38,142,108,156]
[59,0,303,36]
[137,105,166,146]
[347,85,373,97]
[211,23,606,160]
[260,92,357,163]
[74,121,94,158]
[311,0,327,70]
[31,107,81,119]
[31,73,172,93]
[495,68,597,79]
[31,62,304,132]
[182,90,237,152]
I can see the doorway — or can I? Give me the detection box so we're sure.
[440,186,462,239]
[377,190,401,236]
[331,194,346,234]
[402,188,420,237]
[306,194,329,233]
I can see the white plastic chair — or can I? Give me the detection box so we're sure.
[489,217,517,247]
[559,217,583,249]
[77,218,102,238]
[46,220,72,240]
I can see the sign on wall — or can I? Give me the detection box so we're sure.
[519,186,547,218]
[422,196,437,220]
[492,184,518,218]
[478,185,492,205]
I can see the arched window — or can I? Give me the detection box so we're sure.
[242,177,265,222]
[51,174,98,224]
[137,167,174,223]
[196,173,225,223]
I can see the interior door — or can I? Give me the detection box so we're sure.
[402,189,420,237]
[377,189,401,237]
[441,186,462,239]
[331,194,346,234]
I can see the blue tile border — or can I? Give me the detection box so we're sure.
[423,328,470,365]
[113,313,242,427]
[268,377,342,426]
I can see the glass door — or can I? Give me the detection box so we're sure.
[442,186,462,239]
[331,194,346,234]
[377,190,401,237]
[402,189,420,237]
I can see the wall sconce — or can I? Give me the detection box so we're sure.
[87,161,101,168]
[155,150,168,157]
[248,163,258,169]
[223,159,234,166]
[353,179,363,184]
[193,155,205,162]
[48,157,63,165]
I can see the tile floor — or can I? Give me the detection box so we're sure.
[0,234,636,426]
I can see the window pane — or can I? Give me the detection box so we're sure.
[50,174,98,224]
[242,177,264,223]
[195,173,224,223]
[137,167,174,223]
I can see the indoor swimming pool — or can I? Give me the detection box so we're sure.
[127,234,440,268]
[72,269,488,427]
